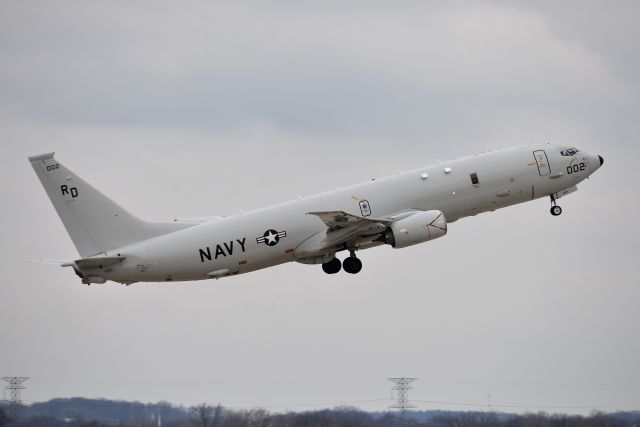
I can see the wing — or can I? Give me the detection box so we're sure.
[307,210,390,231]
[297,211,390,259]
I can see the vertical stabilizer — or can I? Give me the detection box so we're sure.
[29,153,189,257]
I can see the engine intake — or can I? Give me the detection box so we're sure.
[385,210,447,249]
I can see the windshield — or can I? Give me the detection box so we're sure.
[560,147,580,156]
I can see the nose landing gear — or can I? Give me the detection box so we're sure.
[550,195,562,216]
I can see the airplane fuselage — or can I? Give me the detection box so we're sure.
[79,143,601,283]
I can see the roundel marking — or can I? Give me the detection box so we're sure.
[256,229,287,246]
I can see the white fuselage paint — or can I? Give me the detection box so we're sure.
[90,144,601,283]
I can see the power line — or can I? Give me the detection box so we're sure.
[3,395,638,414]
[4,397,393,411]
[411,399,640,411]
[226,398,392,410]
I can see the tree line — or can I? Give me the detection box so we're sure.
[1,399,639,427]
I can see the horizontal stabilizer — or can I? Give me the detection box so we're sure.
[68,256,126,269]
[28,258,70,266]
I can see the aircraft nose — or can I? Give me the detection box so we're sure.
[598,155,604,166]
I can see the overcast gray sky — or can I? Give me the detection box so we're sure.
[1,0,639,415]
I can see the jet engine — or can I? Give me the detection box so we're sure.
[383,210,447,248]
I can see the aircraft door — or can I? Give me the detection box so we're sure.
[359,200,372,217]
[533,150,551,176]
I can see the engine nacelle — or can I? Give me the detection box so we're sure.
[385,210,447,249]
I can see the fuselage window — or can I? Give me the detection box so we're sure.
[470,172,479,185]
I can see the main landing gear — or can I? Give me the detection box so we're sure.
[343,251,362,274]
[322,257,342,274]
[321,251,363,275]
[550,195,562,216]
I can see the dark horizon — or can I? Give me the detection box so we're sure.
[3,396,640,427]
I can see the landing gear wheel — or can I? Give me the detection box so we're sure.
[549,195,562,216]
[322,257,342,274]
[343,256,362,274]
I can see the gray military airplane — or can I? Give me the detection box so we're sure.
[29,144,603,284]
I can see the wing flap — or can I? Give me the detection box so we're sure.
[307,210,389,231]
[296,211,389,258]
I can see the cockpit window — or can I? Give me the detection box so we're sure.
[560,148,580,156]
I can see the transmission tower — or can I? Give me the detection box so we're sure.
[389,377,417,426]
[2,377,29,422]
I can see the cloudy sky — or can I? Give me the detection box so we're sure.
[1,0,639,415]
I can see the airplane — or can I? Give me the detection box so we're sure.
[29,144,603,285]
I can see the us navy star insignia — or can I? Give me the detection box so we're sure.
[256,229,287,246]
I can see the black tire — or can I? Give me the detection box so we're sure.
[343,256,363,274]
[322,257,342,274]
[550,206,562,216]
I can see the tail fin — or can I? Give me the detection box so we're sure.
[29,152,191,257]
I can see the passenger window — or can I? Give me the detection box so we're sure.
[470,172,479,185]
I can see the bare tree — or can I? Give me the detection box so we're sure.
[193,403,216,427]
[246,408,268,427]
[0,408,9,427]
[450,412,499,427]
